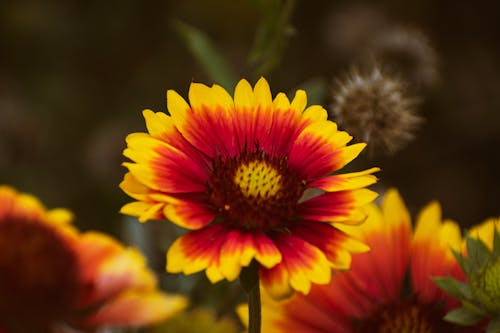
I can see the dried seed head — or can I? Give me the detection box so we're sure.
[323,4,387,62]
[331,67,421,156]
[366,27,439,90]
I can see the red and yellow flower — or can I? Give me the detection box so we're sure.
[241,188,480,332]
[120,77,378,299]
[0,185,187,333]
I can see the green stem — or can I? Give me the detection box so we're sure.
[248,279,261,333]
[240,261,261,333]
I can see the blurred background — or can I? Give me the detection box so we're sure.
[1,0,499,329]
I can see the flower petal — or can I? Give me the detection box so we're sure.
[166,224,229,283]
[119,172,151,201]
[273,92,291,111]
[186,82,238,157]
[468,217,500,249]
[166,84,238,158]
[260,233,331,299]
[0,185,46,222]
[289,221,369,269]
[253,77,273,109]
[257,287,352,333]
[76,232,157,306]
[302,105,328,123]
[233,78,255,111]
[120,201,164,222]
[288,119,365,179]
[259,260,293,300]
[218,230,282,281]
[233,79,274,153]
[119,173,172,222]
[290,89,307,113]
[299,189,378,223]
[84,290,187,327]
[336,189,412,302]
[143,109,174,141]
[309,167,380,192]
[166,89,190,126]
[163,196,216,230]
[411,201,463,305]
[123,134,208,193]
[73,232,121,289]
[189,83,233,113]
[142,109,206,161]
[167,224,282,283]
[262,107,306,156]
[233,78,308,157]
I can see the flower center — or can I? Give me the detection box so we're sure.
[355,301,459,333]
[234,160,283,199]
[378,306,432,333]
[0,217,81,330]
[208,149,305,230]
[471,257,500,312]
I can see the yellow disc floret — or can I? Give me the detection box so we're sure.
[208,150,304,230]
[234,160,282,200]
[379,306,432,333]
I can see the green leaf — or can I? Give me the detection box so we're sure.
[487,315,500,333]
[443,306,484,326]
[452,248,472,276]
[433,276,470,299]
[466,234,491,272]
[462,299,488,316]
[493,227,500,260]
[173,21,237,90]
[249,0,296,76]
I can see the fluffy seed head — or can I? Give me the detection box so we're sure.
[331,67,421,156]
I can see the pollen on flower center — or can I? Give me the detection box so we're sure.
[355,301,454,333]
[378,306,432,333]
[207,149,305,230]
[234,160,282,199]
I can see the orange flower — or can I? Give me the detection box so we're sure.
[240,189,479,332]
[0,186,187,333]
[120,78,378,299]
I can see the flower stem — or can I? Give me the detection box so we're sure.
[247,279,261,333]
[240,261,261,333]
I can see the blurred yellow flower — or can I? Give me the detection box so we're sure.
[151,308,239,333]
[0,185,187,333]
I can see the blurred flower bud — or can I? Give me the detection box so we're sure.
[331,67,421,156]
[83,121,133,188]
[365,27,439,90]
[0,87,40,169]
[435,220,500,331]
[323,4,387,63]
